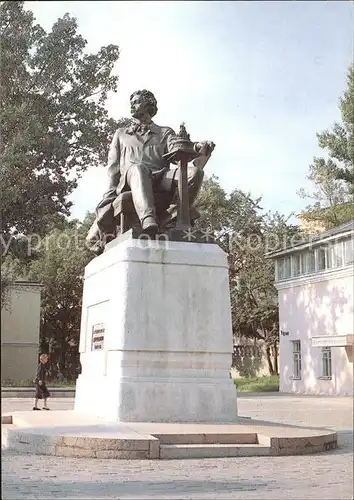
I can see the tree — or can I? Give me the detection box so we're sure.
[194,175,231,234]
[1,236,33,310]
[231,212,299,375]
[0,1,119,238]
[316,65,354,194]
[297,65,354,233]
[0,266,13,310]
[297,158,353,232]
[195,175,264,255]
[26,213,95,379]
[196,177,299,375]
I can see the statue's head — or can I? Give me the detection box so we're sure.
[130,89,158,120]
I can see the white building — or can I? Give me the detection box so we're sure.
[269,221,353,396]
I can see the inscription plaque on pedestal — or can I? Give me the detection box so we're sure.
[91,323,105,351]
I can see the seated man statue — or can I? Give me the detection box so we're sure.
[87,89,215,253]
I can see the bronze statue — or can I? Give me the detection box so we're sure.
[87,89,215,253]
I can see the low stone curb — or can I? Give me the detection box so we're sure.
[1,387,75,398]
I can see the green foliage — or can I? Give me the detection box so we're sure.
[0,1,119,237]
[230,212,298,376]
[194,175,230,233]
[26,213,95,379]
[0,266,13,310]
[196,178,299,375]
[1,248,31,309]
[298,158,349,207]
[299,202,354,232]
[234,375,279,393]
[195,175,264,255]
[298,157,353,230]
[316,65,354,193]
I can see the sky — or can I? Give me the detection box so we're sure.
[25,1,354,222]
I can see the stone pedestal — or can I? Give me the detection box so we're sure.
[74,235,237,423]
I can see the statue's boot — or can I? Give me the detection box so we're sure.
[142,215,158,238]
[86,220,104,255]
[86,219,117,255]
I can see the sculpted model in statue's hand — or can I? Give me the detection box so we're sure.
[87,89,215,252]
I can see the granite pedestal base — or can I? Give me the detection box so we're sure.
[74,235,237,423]
[2,412,338,459]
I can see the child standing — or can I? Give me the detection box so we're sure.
[33,354,51,410]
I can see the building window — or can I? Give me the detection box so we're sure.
[329,241,344,268]
[275,234,353,282]
[316,247,325,271]
[284,256,291,278]
[292,253,301,276]
[344,237,354,266]
[277,259,284,280]
[292,341,301,379]
[322,347,332,378]
[304,250,316,274]
[277,256,291,280]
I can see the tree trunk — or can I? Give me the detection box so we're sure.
[266,346,275,375]
[273,343,279,375]
[59,338,67,378]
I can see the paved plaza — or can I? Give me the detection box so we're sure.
[2,393,353,499]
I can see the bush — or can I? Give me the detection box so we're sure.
[234,375,279,392]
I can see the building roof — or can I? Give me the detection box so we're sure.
[266,220,354,259]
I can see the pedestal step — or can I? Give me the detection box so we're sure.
[160,443,271,459]
[154,432,258,445]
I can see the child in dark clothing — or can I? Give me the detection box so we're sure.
[33,354,51,410]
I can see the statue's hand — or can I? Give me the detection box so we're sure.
[194,141,215,156]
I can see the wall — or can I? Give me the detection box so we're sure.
[1,282,41,383]
[231,339,277,379]
[277,267,353,395]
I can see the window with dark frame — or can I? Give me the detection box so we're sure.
[292,340,301,379]
[322,347,332,378]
